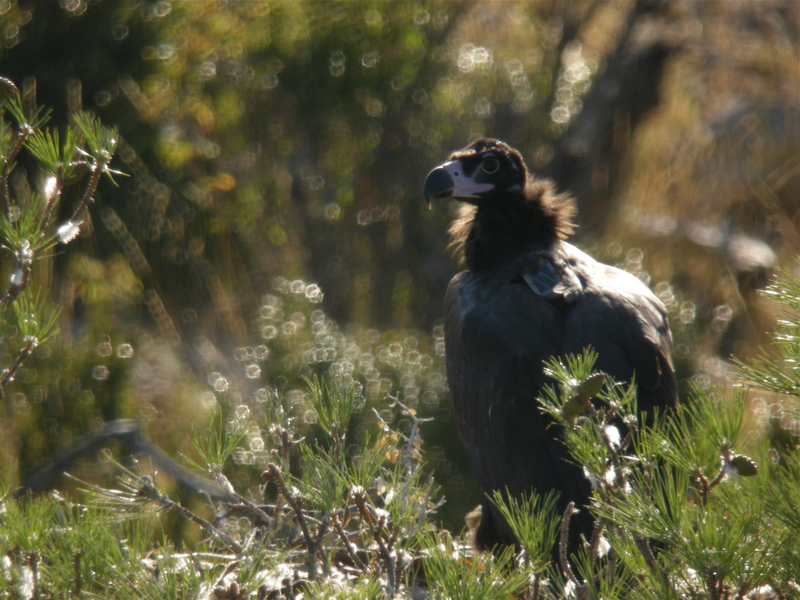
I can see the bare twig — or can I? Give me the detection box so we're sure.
[351,485,401,591]
[213,470,275,532]
[1,124,33,220]
[0,239,34,309]
[372,512,397,596]
[707,448,732,494]
[25,552,40,600]
[633,533,665,586]
[0,336,36,389]
[73,550,82,596]
[588,520,606,571]
[388,396,434,483]
[559,502,580,587]
[331,512,369,573]
[311,517,331,577]
[262,462,318,579]
[69,152,106,223]
[17,419,240,501]
[135,475,243,556]
[41,173,63,231]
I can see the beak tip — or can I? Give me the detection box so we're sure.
[423,166,455,207]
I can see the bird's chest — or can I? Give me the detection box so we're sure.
[445,276,566,391]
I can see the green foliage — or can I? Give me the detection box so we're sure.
[11,289,60,344]
[0,205,43,252]
[524,270,800,600]
[1,493,59,555]
[187,409,248,474]
[303,577,386,600]
[539,348,641,487]
[1,90,50,133]
[26,127,80,182]
[735,262,800,397]
[71,111,118,158]
[0,0,794,544]
[489,489,561,576]
[418,533,529,600]
[303,374,360,459]
[0,492,163,598]
[0,79,121,427]
[2,306,799,598]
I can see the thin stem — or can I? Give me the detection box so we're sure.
[0,338,35,389]
[213,470,275,528]
[372,513,396,596]
[694,469,710,507]
[1,124,33,220]
[24,551,40,600]
[707,452,730,493]
[0,240,34,309]
[263,462,318,579]
[69,154,106,223]
[634,534,659,572]
[136,476,243,556]
[73,550,82,596]
[588,521,606,571]
[559,502,580,587]
[390,397,434,484]
[1,337,37,417]
[41,173,63,230]
[708,468,727,490]
[270,424,295,470]
[331,512,369,573]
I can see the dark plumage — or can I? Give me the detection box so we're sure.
[424,138,677,553]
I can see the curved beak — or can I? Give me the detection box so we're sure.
[423,160,494,207]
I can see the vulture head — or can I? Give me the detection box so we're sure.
[424,138,576,270]
[423,138,528,206]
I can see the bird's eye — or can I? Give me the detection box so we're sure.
[481,158,500,174]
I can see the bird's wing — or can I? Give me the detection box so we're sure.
[556,243,678,412]
[444,270,590,502]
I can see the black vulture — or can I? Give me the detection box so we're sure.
[424,138,677,553]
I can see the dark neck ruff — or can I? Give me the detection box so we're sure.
[448,177,576,273]
[464,201,557,272]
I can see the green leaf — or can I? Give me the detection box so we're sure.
[10,288,61,345]
[303,374,361,457]
[416,532,529,600]
[27,126,80,180]
[734,261,800,396]
[187,410,247,473]
[489,488,561,573]
[72,111,118,158]
[2,91,50,131]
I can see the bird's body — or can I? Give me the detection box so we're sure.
[424,138,677,552]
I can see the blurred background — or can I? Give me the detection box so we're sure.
[0,0,797,535]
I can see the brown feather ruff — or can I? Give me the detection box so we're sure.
[447,176,577,264]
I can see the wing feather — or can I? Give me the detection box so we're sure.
[557,243,677,412]
[444,270,592,547]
